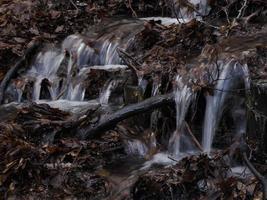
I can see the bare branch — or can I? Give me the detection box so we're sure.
[237,0,248,19]
[77,93,174,139]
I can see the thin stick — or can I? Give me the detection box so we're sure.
[243,152,267,200]
[77,93,174,139]
[69,0,79,10]
[237,0,248,19]
[0,40,42,104]
[185,122,203,151]
[127,0,137,17]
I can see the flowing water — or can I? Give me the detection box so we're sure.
[2,15,253,197]
[202,60,250,153]
[99,79,119,105]
[168,76,196,156]
[5,18,250,159]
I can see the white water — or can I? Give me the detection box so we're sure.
[5,18,252,168]
[168,76,196,156]
[36,99,99,114]
[141,17,183,25]
[29,51,64,101]
[125,139,149,157]
[8,19,144,103]
[99,80,119,105]
[90,65,128,71]
[10,31,136,103]
[141,0,209,26]
[62,35,95,68]
[202,60,250,153]
[174,0,209,20]
[126,78,160,157]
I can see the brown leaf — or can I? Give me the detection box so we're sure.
[55,25,64,33]
[43,33,56,39]
[50,10,61,19]
[13,37,26,43]
[30,27,40,35]
[0,41,13,49]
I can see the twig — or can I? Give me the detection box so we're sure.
[0,40,42,104]
[222,6,231,24]
[171,0,181,24]
[69,0,79,11]
[126,0,137,17]
[240,139,267,200]
[198,20,220,29]
[117,48,142,66]
[237,0,248,19]
[243,152,267,200]
[243,9,261,24]
[185,122,203,151]
[117,48,141,83]
[77,93,174,139]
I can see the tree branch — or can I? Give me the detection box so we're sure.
[0,40,42,104]
[241,141,267,200]
[78,93,174,139]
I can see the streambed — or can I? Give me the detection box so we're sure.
[0,0,267,199]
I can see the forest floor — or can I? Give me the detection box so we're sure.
[0,0,267,199]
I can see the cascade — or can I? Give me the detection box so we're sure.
[168,76,196,156]
[202,60,250,153]
[7,21,143,103]
[125,139,149,157]
[99,79,119,105]
[174,0,209,20]
[29,50,64,101]
[4,19,251,162]
[126,79,160,157]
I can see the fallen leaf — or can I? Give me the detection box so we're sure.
[50,10,61,19]
[30,27,39,35]
[13,37,26,43]
[55,25,64,33]
[0,41,13,49]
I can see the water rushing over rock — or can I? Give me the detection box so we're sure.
[99,79,119,105]
[4,18,252,165]
[29,51,65,101]
[169,76,196,156]
[7,23,144,103]
[173,0,209,20]
[125,140,149,157]
[202,60,250,153]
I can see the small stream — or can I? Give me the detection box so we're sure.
[2,2,254,197]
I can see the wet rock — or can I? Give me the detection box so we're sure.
[247,80,267,154]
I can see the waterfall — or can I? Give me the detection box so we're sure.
[62,35,95,68]
[99,80,118,105]
[5,18,252,164]
[173,0,209,20]
[168,76,195,156]
[125,79,160,157]
[7,20,144,103]
[29,51,65,101]
[125,139,149,157]
[202,60,250,153]
[10,33,135,102]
